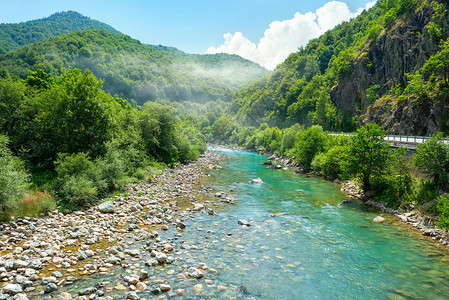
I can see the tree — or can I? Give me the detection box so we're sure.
[341,123,390,191]
[294,125,328,170]
[413,132,449,190]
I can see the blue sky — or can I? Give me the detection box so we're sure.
[1,0,377,69]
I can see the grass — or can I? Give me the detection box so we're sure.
[14,190,57,218]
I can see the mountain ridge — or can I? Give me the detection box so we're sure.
[0,11,120,55]
[0,28,268,104]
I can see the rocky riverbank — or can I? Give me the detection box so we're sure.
[0,150,238,299]
[341,181,449,248]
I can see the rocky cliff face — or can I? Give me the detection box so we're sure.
[331,3,449,135]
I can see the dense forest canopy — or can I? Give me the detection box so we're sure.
[0,29,268,105]
[0,11,119,55]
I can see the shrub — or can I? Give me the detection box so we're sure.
[60,175,97,208]
[15,190,57,217]
[413,132,449,190]
[54,152,102,207]
[0,135,30,221]
[320,145,346,178]
[294,125,328,170]
[436,195,449,230]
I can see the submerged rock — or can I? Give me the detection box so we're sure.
[373,216,386,223]
[188,267,203,278]
[238,219,250,226]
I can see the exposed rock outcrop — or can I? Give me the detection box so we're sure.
[331,3,449,135]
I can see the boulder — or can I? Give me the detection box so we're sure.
[373,216,386,223]
[98,201,114,213]
[251,178,263,184]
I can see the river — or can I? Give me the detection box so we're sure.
[32,148,449,299]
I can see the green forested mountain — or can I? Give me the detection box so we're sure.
[0,11,119,55]
[229,0,449,135]
[0,29,268,104]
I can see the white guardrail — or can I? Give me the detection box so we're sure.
[329,132,449,145]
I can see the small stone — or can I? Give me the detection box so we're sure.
[188,267,203,278]
[160,284,171,292]
[163,244,173,252]
[52,271,63,278]
[136,282,147,289]
[44,283,58,293]
[126,291,139,300]
[238,219,250,226]
[139,271,148,281]
[209,268,219,274]
[77,251,88,261]
[78,287,97,295]
[155,252,167,263]
[193,204,204,211]
[176,288,184,295]
[59,292,72,299]
[160,225,169,231]
[145,259,158,266]
[194,284,203,292]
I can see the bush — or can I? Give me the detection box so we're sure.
[413,132,449,190]
[0,135,30,221]
[54,152,102,207]
[60,175,97,208]
[436,195,449,230]
[95,144,129,192]
[320,145,346,178]
[294,125,328,170]
[15,190,57,217]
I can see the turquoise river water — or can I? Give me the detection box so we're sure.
[38,148,449,299]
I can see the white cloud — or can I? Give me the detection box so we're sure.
[207,1,377,70]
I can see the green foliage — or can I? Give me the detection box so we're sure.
[0,135,30,220]
[413,132,449,190]
[0,29,268,105]
[383,8,398,28]
[312,145,346,178]
[422,38,449,86]
[372,148,413,206]
[436,195,449,230]
[366,23,383,41]
[14,190,57,218]
[60,175,98,208]
[294,125,328,170]
[341,123,390,191]
[366,84,381,103]
[0,11,119,55]
[427,21,444,42]
[396,0,417,15]
[13,69,121,168]
[404,71,427,103]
